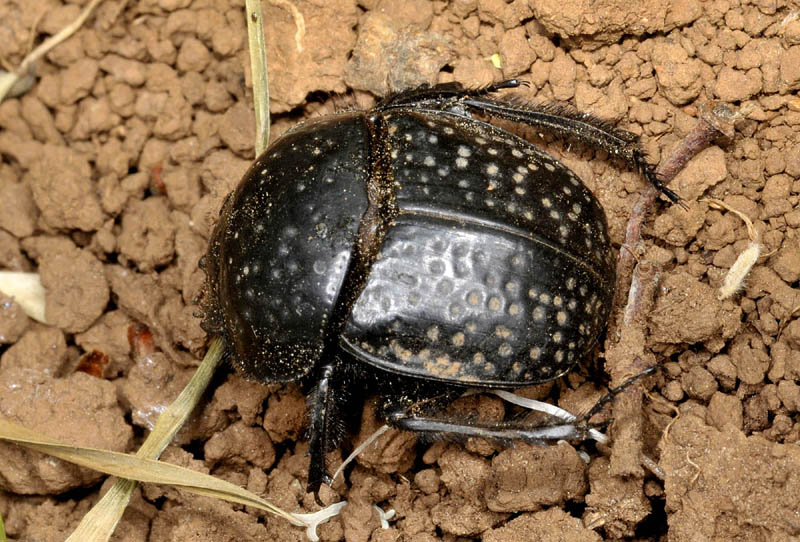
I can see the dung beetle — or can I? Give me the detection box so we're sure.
[200,80,679,498]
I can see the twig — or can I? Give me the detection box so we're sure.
[622,260,659,327]
[0,0,104,102]
[615,103,741,306]
[605,102,740,478]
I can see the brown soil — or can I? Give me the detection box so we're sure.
[1,0,800,540]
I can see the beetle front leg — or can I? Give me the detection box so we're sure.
[307,361,339,504]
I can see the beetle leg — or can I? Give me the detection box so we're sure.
[385,402,592,444]
[376,79,528,110]
[307,362,340,504]
[458,97,684,204]
[382,370,657,445]
[381,387,595,444]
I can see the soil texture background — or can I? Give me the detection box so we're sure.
[1,0,800,541]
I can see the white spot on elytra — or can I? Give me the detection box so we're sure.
[487,164,499,176]
[458,146,473,157]
[456,157,468,168]
[424,156,436,166]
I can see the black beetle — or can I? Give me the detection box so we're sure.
[200,80,678,498]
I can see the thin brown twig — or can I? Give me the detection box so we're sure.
[605,102,741,477]
[615,102,741,310]
[0,0,104,102]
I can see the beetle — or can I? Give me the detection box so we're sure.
[200,80,679,499]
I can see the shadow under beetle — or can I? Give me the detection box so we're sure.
[200,80,679,499]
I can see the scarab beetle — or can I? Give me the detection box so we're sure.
[201,80,679,498]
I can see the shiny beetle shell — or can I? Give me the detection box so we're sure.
[202,96,615,388]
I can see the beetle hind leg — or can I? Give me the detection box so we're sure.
[458,96,684,204]
[380,384,592,445]
[384,399,592,445]
[376,79,528,110]
[383,368,658,445]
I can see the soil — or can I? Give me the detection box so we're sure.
[1,0,799,540]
